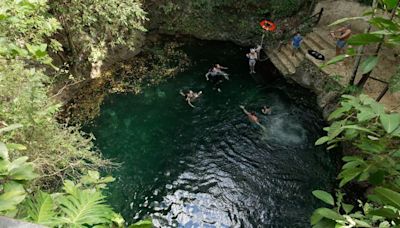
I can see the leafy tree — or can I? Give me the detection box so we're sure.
[312,94,400,227]
[49,0,147,78]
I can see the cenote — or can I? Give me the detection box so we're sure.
[87,40,337,227]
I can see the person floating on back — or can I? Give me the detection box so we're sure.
[330,24,352,56]
[180,90,202,108]
[292,32,303,57]
[246,45,262,74]
[205,64,229,92]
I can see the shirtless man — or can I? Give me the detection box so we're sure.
[180,90,202,108]
[205,64,229,81]
[240,105,260,123]
[330,24,352,56]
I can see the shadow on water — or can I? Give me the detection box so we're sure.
[87,40,337,227]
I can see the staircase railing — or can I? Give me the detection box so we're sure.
[277,8,324,51]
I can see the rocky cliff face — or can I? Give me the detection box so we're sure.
[144,0,314,46]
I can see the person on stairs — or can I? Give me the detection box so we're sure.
[291,32,303,57]
[330,24,352,56]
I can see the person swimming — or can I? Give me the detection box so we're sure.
[205,64,229,92]
[205,64,229,80]
[180,90,202,108]
[261,106,272,115]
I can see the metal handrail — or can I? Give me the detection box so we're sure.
[277,8,324,50]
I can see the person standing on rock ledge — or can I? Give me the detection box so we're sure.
[246,45,262,74]
[330,24,352,56]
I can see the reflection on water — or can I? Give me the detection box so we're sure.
[87,41,336,227]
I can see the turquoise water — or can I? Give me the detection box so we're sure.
[88,41,336,227]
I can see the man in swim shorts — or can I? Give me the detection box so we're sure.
[240,105,259,124]
[291,32,303,56]
[330,24,352,56]
[205,64,229,92]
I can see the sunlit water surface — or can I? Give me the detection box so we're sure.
[87,41,336,227]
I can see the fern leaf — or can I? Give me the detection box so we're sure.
[57,182,115,227]
[26,191,56,226]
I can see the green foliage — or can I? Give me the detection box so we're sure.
[0,136,37,217]
[0,0,61,63]
[324,0,400,88]
[49,0,147,78]
[312,94,400,227]
[0,62,112,189]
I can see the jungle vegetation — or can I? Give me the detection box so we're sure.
[312,0,400,227]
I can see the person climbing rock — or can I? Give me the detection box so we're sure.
[292,32,303,57]
[261,105,272,115]
[330,24,352,56]
[180,90,202,108]
[246,46,262,74]
[205,64,229,92]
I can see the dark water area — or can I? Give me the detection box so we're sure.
[87,40,337,227]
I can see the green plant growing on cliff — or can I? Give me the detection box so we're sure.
[311,94,400,227]
[49,0,147,78]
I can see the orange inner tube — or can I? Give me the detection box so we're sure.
[259,20,276,32]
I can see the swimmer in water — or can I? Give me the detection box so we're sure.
[239,105,267,132]
[180,90,202,108]
[261,105,272,115]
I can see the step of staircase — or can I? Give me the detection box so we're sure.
[272,50,296,75]
[280,45,304,67]
[310,31,335,49]
[268,51,290,75]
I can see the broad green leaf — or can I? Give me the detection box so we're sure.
[328,106,352,121]
[360,56,379,74]
[8,157,37,180]
[342,203,354,214]
[315,136,330,146]
[0,182,26,212]
[339,169,361,187]
[0,142,9,160]
[311,211,323,225]
[321,55,347,68]
[314,208,344,221]
[129,219,153,228]
[312,190,334,206]
[374,187,400,209]
[368,208,397,218]
[383,0,399,10]
[357,108,377,122]
[354,219,371,227]
[348,34,383,45]
[380,113,400,133]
